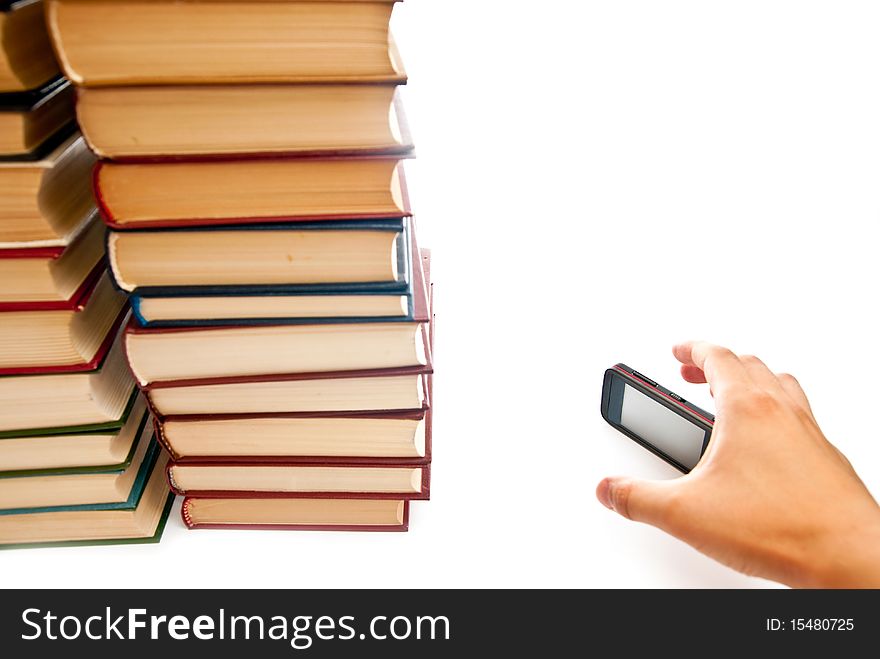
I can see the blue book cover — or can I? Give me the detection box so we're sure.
[127,218,424,327]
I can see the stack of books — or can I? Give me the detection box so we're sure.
[48,0,433,532]
[0,0,173,549]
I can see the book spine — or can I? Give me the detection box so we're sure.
[129,295,149,326]
[180,497,195,529]
[150,418,179,462]
[166,461,183,496]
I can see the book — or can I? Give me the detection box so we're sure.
[145,368,430,417]
[134,292,414,328]
[108,218,410,294]
[0,270,128,373]
[168,461,429,500]
[129,220,427,327]
[0,392,145,473]
[125,320,430,386]
[0,77,74,157]
[0,1,61,93]
[0,323,135,433]
[157,406,431,463]
[76,84,411,160]
[0,447,173,548]
[0,132,95,248]
[46,0,404,86]
[95,155,412,230]
[181,496,409,532]
[0,213,103,308]
[0,415,154,511]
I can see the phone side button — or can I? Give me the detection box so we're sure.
[669,392,685,402]
[632,371,658,387]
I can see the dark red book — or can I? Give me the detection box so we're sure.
[154,404,432,465]
[123,315,433,388]
[95,154,414,231]
[142,366,432,419]
[181,497,410,532]
[0,259,104,312]
[0,273,129,376]
[0,213,104,312]
[167,461,430,501]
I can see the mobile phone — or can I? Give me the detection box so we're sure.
[601,363,714,473]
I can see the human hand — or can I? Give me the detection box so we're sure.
[596,341,880,588]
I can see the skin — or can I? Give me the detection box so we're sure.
[596,341,880,588]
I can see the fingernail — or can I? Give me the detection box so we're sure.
[596,479,614,510]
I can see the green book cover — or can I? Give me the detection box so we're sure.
[0,491,175,550]
[0,387,139,440]
[0,437,175,550]
[0,436,160,516]
[0,404,149,479]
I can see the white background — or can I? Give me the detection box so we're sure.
[7,0,880,588]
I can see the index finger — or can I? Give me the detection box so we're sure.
[672,341,752,396]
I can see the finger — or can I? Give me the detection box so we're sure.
[680,364,707,383]
[776,372,815,418]
[673,341,752,396]
[739,355,786,394]
[596,476,679,527]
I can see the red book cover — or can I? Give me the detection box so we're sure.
[166,461,430,501]
[0,212,105,312]
[94,154,415,230]
[0,293,129,377]
[153,403,432,465]
[0,259,104,312]
[126,317,434,390]
[0,246,64,259]
[181,497,410,532]
[143,368,432,426]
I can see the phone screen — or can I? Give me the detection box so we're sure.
[619,383,706,470]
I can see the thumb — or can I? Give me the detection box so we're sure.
[596,476,676,526]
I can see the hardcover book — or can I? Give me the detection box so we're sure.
[0,447,173,549]
[0,213,104,310]
[47,0,405,86]
[94,155,412,230]
[0,392,146,472]
[0,270,128,374]
[181,496,409,532]
[0,1,61,93]
[144,368,431,418]
[0,77,74,159]
[0,322,136,434]
[75,84,412,160]
[167,461,430,501]
[0,132,96,248]
[156,404,432,464]
[107,217,412,296]
[124,320,431,387]
[0,418,154,511]
[129,219,426,327]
